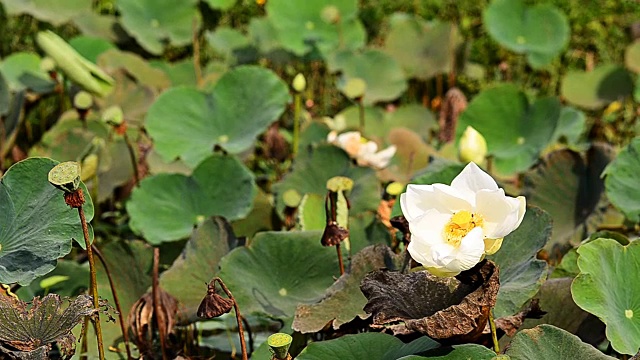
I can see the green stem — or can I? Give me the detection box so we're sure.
[489,309,499,354]
[358,99,365,132]
[293,93,301,156]
[123,132,139,187]
[78,206,105,360]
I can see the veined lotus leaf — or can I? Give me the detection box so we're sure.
[69,35,116,63]
[296,333,440,360]
[272,145,380,218]
[399,345,497,359]
[456,84,560,175]
[561,65,633,110]
[97,49,171,90]
[160,217,239,323]
[0,52,56,93]
[126,154,256,244]
[217,231,338,320]
[488,207,550,318]
[505,325,615,359]
[145,65,290,167]
[149,59,199,87]
[331,49,407,105]
[265,0,366,56]
[625,40,640,74]
[0,158,94,285]
[116,0,200,55]
[383,13,462,80]
[1,0,90,26]
[523,145,612,252]
[15,260,88,299]
[484,0,569,68]
[603,137,640,222]
[571,238,640,355]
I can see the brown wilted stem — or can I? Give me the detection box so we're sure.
[123,132,139,187]
[152,247,168,360]
[214,277,248,360]
[76,196,105,360]
[93,245,132,359]
[489,309,499,354]
[336,243,344,276]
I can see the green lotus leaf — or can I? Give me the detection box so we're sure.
[456,84,560,175]
[295,333,439,360]
[0,158,94,285]
[292,245,401,333]
[160,217,238,323]
[484,0,569,68]
[400,344,497,359]
[265,0,366,56]
[16,260,88,299]
[488,207,550,318]
[79,239,154,357]
[217,231,338,319]
[203,0,236,10]
[0,73,9,117]
[272,145,380,218]
[205,27,251,62]
[71,11,120,42]
[146,66,290,167]
[1,0,90,26]
[149,59,199,87]
[98,70,156,127]
[36,30,115,97]
[523,145,612,251]
[116,0,200,55]
[331,49,407,105]
[97,49,171,90]
[247,17,282,54]
[505,325,615,359]
[625,40,640,74]
[231,189,275,239]
[561,65,634,110]
[0,52,55,93]
[69,36,116,63]
[383,13,462,80]
[550,106,587,146]
[603,137,640,222]
[127,154,256,244]
[571,238,640,355]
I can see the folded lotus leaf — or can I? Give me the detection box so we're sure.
[360,260,499,342]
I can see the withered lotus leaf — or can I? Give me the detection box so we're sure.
[360,260,499,342]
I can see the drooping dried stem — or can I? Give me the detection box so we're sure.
[215,277,248,360]
[336,243,344,276]
[93,245,132,359]
[77,201,105,360]
[152,247,168,360]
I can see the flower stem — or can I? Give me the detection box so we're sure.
[93,245,132,359]
[215,278,248,360]
[358,98,365,132]
[293,93,301,156]
[123,132,139,187]
[78,205,105,360]
[489,309,500,354]
[336,243,345,276]
[152,247,168,360]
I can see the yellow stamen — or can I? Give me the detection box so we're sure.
[443,210,484,247]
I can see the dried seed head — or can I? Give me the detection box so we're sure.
[320,222,349,247]
[197,282,234,319]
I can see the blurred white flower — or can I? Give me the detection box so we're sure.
[400,162,526,277]
[327,131,396,169]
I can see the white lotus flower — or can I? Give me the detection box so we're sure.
[400,162,526,277]
[327,131,396,169]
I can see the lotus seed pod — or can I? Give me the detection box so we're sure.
[292,73,306,93]
[386,182,405,196]
[321,5,340,24]
[343,78,366,99]
[102,105,124,126]
[459,126,487,164]
[282,189,302,208]
[73,91,93,110]
[48,161,81,193]
[267,333,292,359]
[326,176,353,193]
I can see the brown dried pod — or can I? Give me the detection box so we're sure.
[438,87,467,143]
[320,222,349,247]
[197,281,235,319]
[127,289,178,356]
[360,259,499,343]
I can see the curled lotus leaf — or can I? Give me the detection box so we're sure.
[360,260,499,341]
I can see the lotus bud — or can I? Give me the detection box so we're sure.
[459,126,487,164]
[102,105,124,126]
[292,73,306,93]
[73,91,93,121]
[342,78,366,100]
